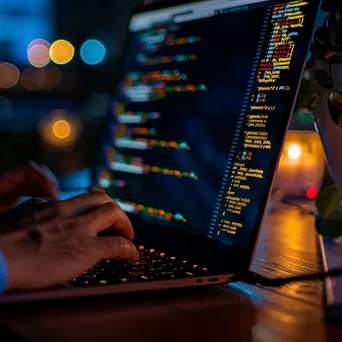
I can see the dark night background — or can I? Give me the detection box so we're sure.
[0,0,146,178]
[0,0,322,193]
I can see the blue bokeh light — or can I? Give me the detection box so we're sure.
[80,39,106,65]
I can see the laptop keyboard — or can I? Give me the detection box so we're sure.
[70,245,209,287]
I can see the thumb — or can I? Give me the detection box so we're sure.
[94,237,139,261]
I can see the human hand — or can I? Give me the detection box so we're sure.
[0,161,59,213]
[0,198,54,234]
[0,192,139,291]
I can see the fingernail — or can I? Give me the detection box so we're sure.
[40,197,57,203]
[31,197,55,203]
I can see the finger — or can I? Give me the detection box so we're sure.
[28,162,60,199]
[0,161,59,202]
[0,198,51,221]
[28,192,135,239]
[76,202,134,240]
[29,191,112,223]
[94,237,139,261]
[2,199,56,229]
[56,192,117,217]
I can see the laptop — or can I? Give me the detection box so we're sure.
[1,0,321,303]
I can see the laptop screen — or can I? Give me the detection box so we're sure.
[95,0,320,249]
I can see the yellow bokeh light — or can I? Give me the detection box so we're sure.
[288,144,302,160]
[52,120,71,139]
[49,40,75,65]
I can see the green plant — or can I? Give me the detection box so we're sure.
[295,3,342,125]
[315,185,342,239]
[297,2,342,238]
[316,184,341,216]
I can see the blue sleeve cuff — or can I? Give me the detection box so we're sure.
[0,249,9,294]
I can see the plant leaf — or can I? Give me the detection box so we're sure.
[315,184,342,216]
[311,93,321,110]
[315,215,342,239]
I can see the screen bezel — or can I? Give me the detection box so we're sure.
[91,0,322,272]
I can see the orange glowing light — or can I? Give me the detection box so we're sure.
[52,120,71,139]
[39,110,82,148]
[0,63,20,89]
[275,131,325,198]
[288,144,302,160]
[50,40,75,65]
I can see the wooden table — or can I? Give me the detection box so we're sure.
[0,204,341,342]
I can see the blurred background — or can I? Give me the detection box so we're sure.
[0,0,332,199]
[0,0,147,180]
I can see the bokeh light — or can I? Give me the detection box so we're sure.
[39,110,82,148]
[307,187,318,199]
[329,90,342,109]
[0,63,20,89]
[50,40,75,65]
[288,144,302,160]
[20,66,62,90]
[35,68,48,88]
[40,66,62,89]
[27,39,51,68]
[52,120,71,139]
[21,67,39,90]
[80,39,106,65]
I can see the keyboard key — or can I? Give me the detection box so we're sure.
[70,243,210,287]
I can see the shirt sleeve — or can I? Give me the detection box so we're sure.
[0,250,9,294]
